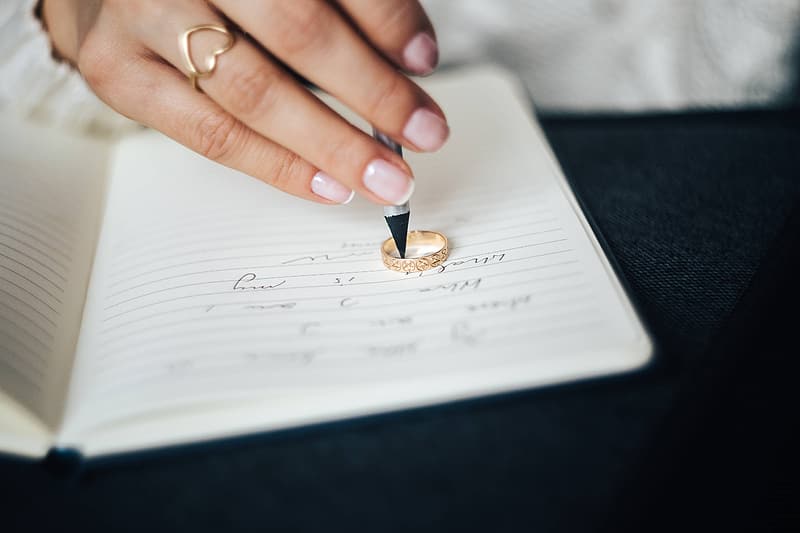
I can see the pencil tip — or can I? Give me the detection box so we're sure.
[385,212,410,259]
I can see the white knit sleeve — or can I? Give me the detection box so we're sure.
[0,0,136,135]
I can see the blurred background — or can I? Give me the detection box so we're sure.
[2,0,799,132]
[424,0,800,112]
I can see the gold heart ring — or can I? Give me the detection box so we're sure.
[179,24,235,91]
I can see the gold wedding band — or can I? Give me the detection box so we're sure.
[178,24,235,91]
[381,230,449,273]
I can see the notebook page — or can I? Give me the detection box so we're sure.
[0,117,108,437]
[61,67,651,449]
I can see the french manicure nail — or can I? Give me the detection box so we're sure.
[311,171,355,204]
[403,108,450,151]
[362,159,415,205]
[403,32,438,75]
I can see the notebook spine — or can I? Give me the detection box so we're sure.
[43,447,84,479]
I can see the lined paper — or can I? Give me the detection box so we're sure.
[0,166,69,400]
[92,197,589,385]
[0,120,108,427]
[62,68,649,443]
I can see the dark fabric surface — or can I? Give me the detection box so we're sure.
[547,111,800,360]
[2,110,799,532]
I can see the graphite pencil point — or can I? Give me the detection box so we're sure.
[385,211,410,259]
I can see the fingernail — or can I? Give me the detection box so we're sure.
[403,108,450,151]
[403,32,438,75]
[363,159,415,205]
[311,171,355,204]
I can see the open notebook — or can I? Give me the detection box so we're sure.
[0,66,652,459]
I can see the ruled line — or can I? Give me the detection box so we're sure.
[0,328,48,365]
[109,188,546,247]
[0,264,63,303]
[100,275,591,339]
[0,276,60,314]
[99,287,594,351]
[0,232,69,274]
[104,230,558,299]
[101,261,582,330]
[97,305,600,373]
[0,358,42,392]
[0,221,72,260]
[0,339,46,376]
[101,246,575,320]
[108,205,553,264]
[106,214,559,279]
[101,230,564,294]
[0,287,58,327]
[0,300,55,341]
[0,251,64,292]
[0,197,77,235]
[0,352,45,386]
[0,210,75,248]
[0,242,67,282]
[103,237,568,309]
[105,229,564,289]
[90,311,606,389]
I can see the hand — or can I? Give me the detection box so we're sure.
[42,0,448,205]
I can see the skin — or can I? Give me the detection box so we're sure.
[41,0,448,205]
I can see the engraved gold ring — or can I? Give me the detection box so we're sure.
[178,24,235,91]
[381,230,449,273]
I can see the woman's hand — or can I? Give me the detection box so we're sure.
[42,0,448,205]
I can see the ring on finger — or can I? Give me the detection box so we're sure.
[178,24,235,91]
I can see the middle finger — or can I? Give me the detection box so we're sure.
[215,0,450,153]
